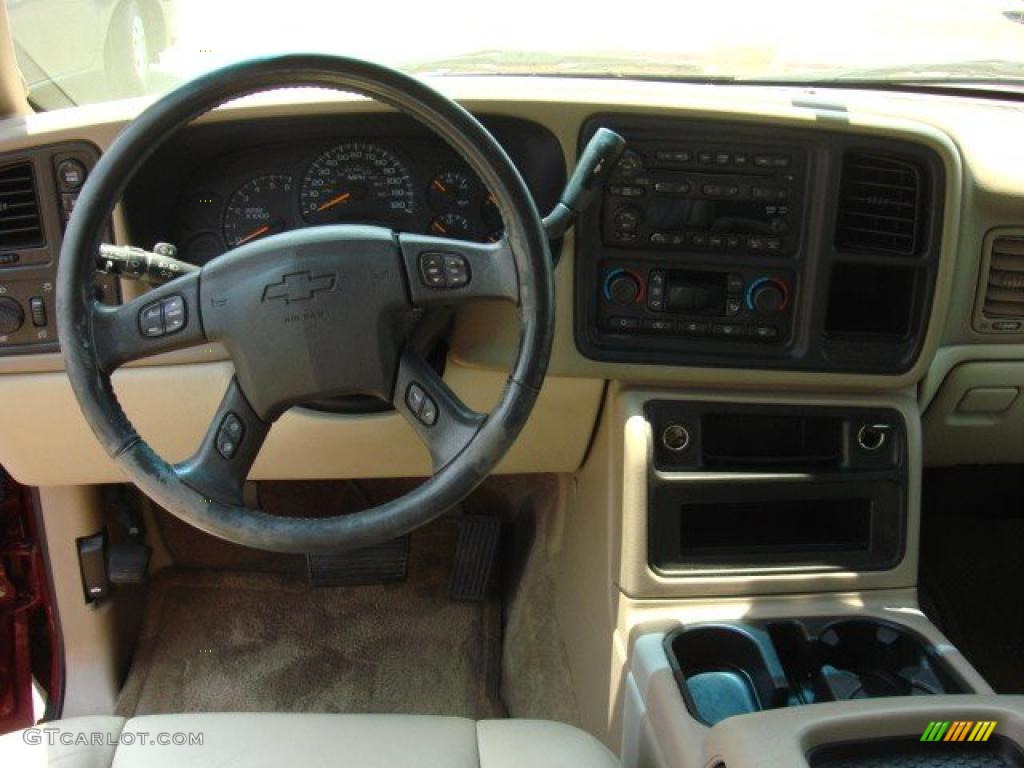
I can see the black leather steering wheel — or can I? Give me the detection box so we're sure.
[56,55,554,553]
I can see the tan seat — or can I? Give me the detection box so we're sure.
[1,713,619,768]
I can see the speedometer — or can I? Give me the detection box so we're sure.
[299,143,415,226]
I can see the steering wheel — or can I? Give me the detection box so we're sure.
[56,55,554,553]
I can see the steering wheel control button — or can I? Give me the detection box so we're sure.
[419,397,439,426]
[419,252,471,289]
[419,253,446,287]
[138,295,186,338]
[161,295,187,334]
[405,382,438,427]
[443,254,470,288]
[406,383,426,413]
[216,412,246,460]
[138,301,164,337]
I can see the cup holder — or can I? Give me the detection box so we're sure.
[814,619,959,700]
[664,617,968,726]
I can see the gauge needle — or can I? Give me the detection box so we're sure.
[236,224,270,245]
[432,179,448,193]
[431,220,448,234]
[317,191,352,212]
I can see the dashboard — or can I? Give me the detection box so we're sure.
[1,77,1023,487]
[123,114,565,267]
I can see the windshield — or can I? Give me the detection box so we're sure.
[7,0,1024,109]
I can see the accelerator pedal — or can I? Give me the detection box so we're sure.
[449,515,501,602]
[306,536,409,587]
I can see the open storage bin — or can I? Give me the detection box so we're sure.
[665,618,969,726]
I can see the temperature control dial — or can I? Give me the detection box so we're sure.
[603,269,643,305]
[746,278,789,315]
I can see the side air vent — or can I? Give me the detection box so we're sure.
[977,233,1024,333]
[0,162,43,251]
[835,152,923,256]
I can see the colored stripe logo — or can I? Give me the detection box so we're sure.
[920,721,997,742]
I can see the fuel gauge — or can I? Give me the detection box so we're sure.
[430,212,474,240]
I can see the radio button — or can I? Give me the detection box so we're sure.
[656,150,692,163]
[726,235,741,249]
[691,233,708,247]
[644,318,675,333]
[612,207,641,233]
[679,320,710,336]
[708,235,724,249]
[715,152,732,165]
[733,153,749,167]
[727,273,745,293]
[609,185,645,197]
[713,322,747,338]
[608,316,640,331]
[752,324,780,341]
[754,153,792,168]
[616,150,644,175]
[726,298,743,317]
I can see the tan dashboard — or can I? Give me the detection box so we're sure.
[0,77,1022,486]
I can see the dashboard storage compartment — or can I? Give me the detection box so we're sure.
[666,618,969,727]
[646,401,907,575]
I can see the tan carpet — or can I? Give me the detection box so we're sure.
[116,518,505,719]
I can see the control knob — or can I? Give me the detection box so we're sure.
[747,278,788,314]
[604,269,643,305]
[0,296,24,334]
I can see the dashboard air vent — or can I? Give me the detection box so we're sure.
[981,235,1024,329]
[835,152,922,256]
[0,162,43,252]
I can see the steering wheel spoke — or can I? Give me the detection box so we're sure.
[399,233,519,308]
[174,377,270,506]
[91,270,205,373]
[394,347,485,472]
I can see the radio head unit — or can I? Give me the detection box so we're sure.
[602,143,807,256]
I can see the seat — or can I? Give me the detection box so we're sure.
[1,713,619,768]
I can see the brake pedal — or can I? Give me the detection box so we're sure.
[306,536,409,587]
[449,515,501,602]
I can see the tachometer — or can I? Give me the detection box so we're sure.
[222,174,293,248]
[299,143,415,225]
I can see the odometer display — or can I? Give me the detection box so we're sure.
[300,142,415,225]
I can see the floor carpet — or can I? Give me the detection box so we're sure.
[116,517,505,718]
[919,466,1024,693]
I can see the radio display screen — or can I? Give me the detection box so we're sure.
[645,197,785,235]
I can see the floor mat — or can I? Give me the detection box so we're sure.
[116,518,505,718]
[919,466,1024,693]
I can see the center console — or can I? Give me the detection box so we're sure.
[574,115,946,374]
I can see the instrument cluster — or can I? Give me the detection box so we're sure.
[172,139,506,265]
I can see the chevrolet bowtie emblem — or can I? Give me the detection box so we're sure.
[262,271,336,303]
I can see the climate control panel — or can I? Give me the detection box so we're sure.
[597,262,794,344]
